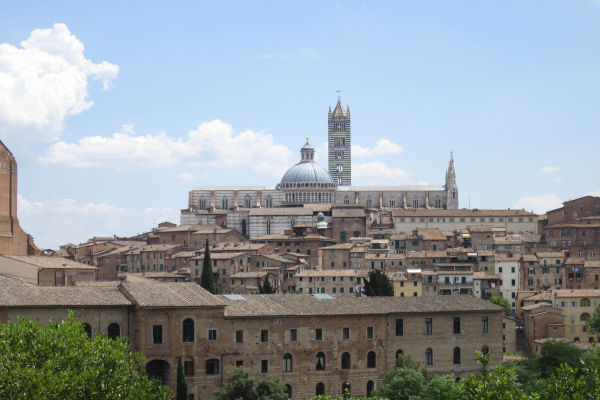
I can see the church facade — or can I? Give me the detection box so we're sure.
[182,98,458,237]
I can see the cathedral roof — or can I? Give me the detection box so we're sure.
[281,161,334,185]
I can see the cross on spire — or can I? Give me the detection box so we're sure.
[336,89,343,98]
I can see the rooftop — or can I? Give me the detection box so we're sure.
[0,255,97,270]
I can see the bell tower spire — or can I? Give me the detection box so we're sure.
[328,93,351,185]
[445,152,458,209]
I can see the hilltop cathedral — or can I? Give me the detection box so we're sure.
[182,97,458,236]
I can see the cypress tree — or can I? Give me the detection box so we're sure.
[176,357,188,400]
[200,239,217,294]
[364,269,394,296]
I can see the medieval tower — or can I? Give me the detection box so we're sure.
[328,96,351,186]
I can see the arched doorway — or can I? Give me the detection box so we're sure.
[146,359,170,385]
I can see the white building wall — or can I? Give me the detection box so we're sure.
[495,260,520,311]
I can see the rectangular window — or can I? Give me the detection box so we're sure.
[236,330,244,344]
[261,330,269,343]
[396,319,403,336]
[454,317,461,334]
[184,359,194,376]
[236,360,243,367]
[482,317,489,333]
[316,328,323,341]
[152,325,163,344]
[208,329,217,341]
[261,360,269,373]
[425,318,433,335]
[343,327,350,340]
[289,328,297,342]
[366,326,374,340]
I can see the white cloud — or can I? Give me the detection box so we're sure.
[552,177,563,183]
[512,193,563,214]
[353,139,403,157]
[353,161,410,185]
[177,172,195,184]
[39,120,295,177]
[0,23,118,140]
[18,194,177,249]
[541,166,560,174]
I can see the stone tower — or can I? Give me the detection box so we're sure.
[328,97,351,186]
[445,152,459,210]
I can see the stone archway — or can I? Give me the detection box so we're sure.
[146,359,170,386]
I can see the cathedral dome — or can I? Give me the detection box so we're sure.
[281,161,334,185]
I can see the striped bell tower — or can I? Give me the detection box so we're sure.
[328,96,351,185]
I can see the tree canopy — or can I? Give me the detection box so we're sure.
[363,269,394,296]
[0,312,172,400]
[215,366,287,400]
[488,296,511,315]
[201,239,217,294]
[258,273,276,294]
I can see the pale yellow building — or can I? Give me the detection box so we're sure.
[391,269,422,297]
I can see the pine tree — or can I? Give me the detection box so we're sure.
[364,269,394,296]
[176,357,188,400]
[200,239,217,294]
[257,273,276,294]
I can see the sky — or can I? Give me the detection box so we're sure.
[1,1,600,249]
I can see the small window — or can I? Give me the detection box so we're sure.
[396,319,403,336]
[83,323,92,339]
[289,328,297,342]
[236,330,244,344]
[425,348,433,366]
[316,328,323,341]
[316,383,325,396]
[482,317,489,333]
[425,318,433,335]
[316,352,325,371]
[208,329,217,341]
[341,352,350,369]
[206,359,219,375]
[182,318,195,342]
[184,357,195,376]
[343,327,350,340]
[107,323,120,340]
[367,351,376,368]
[453,317,461,334]
[453,347,461,365]
[152,325,163,344]
[261,330,269,343]
[482,345,490,356]
[261,359,269,373]
[283,354,292,372]
[366,326,374,340]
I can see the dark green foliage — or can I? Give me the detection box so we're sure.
[258,273,276,294]
[201,239,217,294]
[215,366,287,400]
[539,340,583,378]
[364,269,394,296]
[488,296,511,315]
[587,305,600,334]
[176,357,188,400]
[0,312,172,400]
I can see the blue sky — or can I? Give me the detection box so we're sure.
[1,1,599,249]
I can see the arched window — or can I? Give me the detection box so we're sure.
[107,323,120,339]
[482,346,489,356]
[366,380,375,398]
[366,199,373,209]
[285,384,292,398]
[316,383,325,396]
[222,198,228,210]
[316,352,325,371]
[266,196,273,208]
[425,348,433,366]
[206,359,219,375]
[581,298,591,307]
[182,318,195,342]
[341,352,350,370]
[342,382,351,395]
[580,313,591,322]
[199,198,206,210]
[344,196,350,204]
[266,220,271,235]
[367,351,376,368]
[396,349,404,360]
[453,347,461,365]
[83,323,92,339]
[244,195,251,208]
[283,354,292,372]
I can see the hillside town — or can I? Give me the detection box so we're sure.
[1,93,599,398]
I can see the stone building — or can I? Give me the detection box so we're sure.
[0,255,97,285]
[0,141,38,256]
[294,269,367,295]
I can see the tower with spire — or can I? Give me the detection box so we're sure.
[328,95,351,186]
[445,152,459,209]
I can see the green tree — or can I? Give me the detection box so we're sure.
[545,364,588,400]
[257,273,276,294]
[539,340,583,378]
[587,305,600,334]
[0,312,172,400]
[459,351,539,400]
[215,366,287,400]
[488,296,511,315]
[364,269,394,296]
[201,239,217,294]
[176,357,188,400]
[424,375,460,400]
